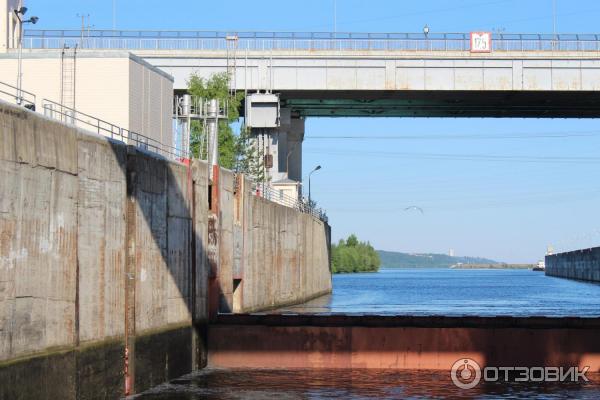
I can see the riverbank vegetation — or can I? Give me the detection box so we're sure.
[332,235,381,273]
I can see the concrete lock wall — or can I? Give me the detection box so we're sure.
[546,247,600,283]
[0,100,332,399]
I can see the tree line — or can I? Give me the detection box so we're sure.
[331,234,381,274]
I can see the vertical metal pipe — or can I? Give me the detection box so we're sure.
[207,99,219,180]
[16,15,23,105]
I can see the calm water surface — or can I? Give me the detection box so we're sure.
[277,268,600,317]
[133,269,600,399]
[133,369,600,399]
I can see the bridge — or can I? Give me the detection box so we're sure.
[23,30,600,118]
[20,29,600,191]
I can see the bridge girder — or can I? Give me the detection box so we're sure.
[279,90,600,118]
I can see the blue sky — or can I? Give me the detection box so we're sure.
[25,0,600,262]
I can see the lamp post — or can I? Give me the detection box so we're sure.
[14,7,39,105]
[285,142,298,179]
[308,165,322,206]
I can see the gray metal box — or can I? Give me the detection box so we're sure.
[245,93,280,128]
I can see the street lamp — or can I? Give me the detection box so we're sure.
[423,25,430,37]
[285,142,298,179]
[308,165,322,206]
[14,7,39,106]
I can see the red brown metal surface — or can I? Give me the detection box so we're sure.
[207,165,221,321]
[208,315,600,372]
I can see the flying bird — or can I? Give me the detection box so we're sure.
[404,206,424,214]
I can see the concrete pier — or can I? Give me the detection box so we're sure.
[546,247,600,283]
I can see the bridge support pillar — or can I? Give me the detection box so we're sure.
[251,110,305,196]
[286,117,305,185]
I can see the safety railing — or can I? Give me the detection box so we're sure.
[0,80,36,110]
[23,30,600,52]
[42,98,189,161]
[251,181,328,223]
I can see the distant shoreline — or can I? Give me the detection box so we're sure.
[451,263,535,270]
[379,264,536,270]
[377,250,501,269]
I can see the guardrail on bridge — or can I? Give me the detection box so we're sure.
[22,30,600,52]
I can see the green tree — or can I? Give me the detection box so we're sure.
[235,126,267,183]
[187,72,265,181]
[331,234,381,274]
[187,72,242,169]
[346,234,359,247]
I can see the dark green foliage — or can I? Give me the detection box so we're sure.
[331,234,381,274]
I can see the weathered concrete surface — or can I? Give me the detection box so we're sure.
[0,100,332,397]
[0,340,125,400]
[0,103,79,363]
[209,315,600,372]
[546,247,600,282]
[234,180,332,312]
[0,100,205,398]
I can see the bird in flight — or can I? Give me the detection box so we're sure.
[404,206,424,214]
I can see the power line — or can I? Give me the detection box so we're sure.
[454,6,600,33]
[303,149,600,164]
[308,0,514,30]
[306,129,600,141]
[328,188,600,213]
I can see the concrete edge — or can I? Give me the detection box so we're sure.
[214,314,600,329]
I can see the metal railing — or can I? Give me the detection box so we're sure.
[23,30,600,52]
[251,182,328,222]
[42,98,189,160]
[0,80,36,110]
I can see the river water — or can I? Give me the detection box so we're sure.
[133,269,600,399]
[277,268,600,317]
[133,368,600,399]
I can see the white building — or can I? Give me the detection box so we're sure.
[0,52,175,151]
[0,0,20,53]
[1,2,175,153]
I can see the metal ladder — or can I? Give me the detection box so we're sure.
[60,44,78,123]
[226,35,238,98]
